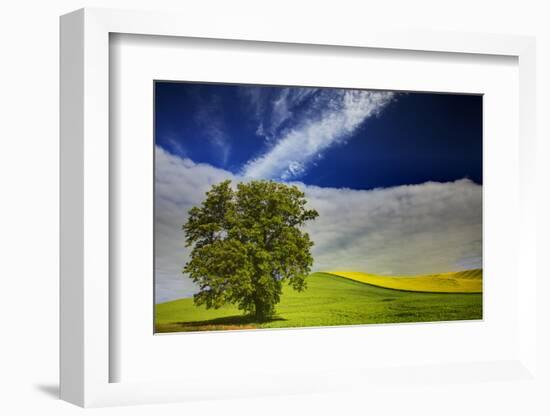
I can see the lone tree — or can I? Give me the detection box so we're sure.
[183,180,318,321]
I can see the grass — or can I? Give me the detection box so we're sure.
[326,269,482,293]
[155,272,482,333]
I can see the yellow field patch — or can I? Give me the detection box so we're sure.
[325,270,482,293]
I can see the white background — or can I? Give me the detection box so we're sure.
[1,1,549,415]
[112,34,518,383]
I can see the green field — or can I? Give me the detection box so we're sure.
[155,271,483,333]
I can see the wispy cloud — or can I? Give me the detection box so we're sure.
[155,146,482,303]
[240,86,319,142]
[194,95,231,166]
[242,89,395,180]
[261,87,319,141]
[167,136,187,157]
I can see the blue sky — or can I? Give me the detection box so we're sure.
[154,82,483,303]
[155,82,482,190]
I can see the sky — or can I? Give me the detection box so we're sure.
[154,82,483,303]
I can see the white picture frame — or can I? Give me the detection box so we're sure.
[60,7,538,408]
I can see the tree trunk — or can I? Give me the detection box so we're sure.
[254,298,266,322]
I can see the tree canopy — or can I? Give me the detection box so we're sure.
[183,180,319,321]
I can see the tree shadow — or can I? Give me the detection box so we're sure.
[174,314,287,328]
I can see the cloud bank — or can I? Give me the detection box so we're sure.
[242,89,394,180]
[155,147,482,303]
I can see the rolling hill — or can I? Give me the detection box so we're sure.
[325,269,482,293]
[155,271,483,333]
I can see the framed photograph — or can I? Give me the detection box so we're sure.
[60,8,538,408]
[153,81,483,334]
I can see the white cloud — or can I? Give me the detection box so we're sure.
[266,87,319,138]
[241,86,319,142]
[155,147,236,302]
[155,147,482,303]
[299,180,482,275]
[242,89,394,180]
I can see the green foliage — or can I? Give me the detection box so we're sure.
[183,180,319,321]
